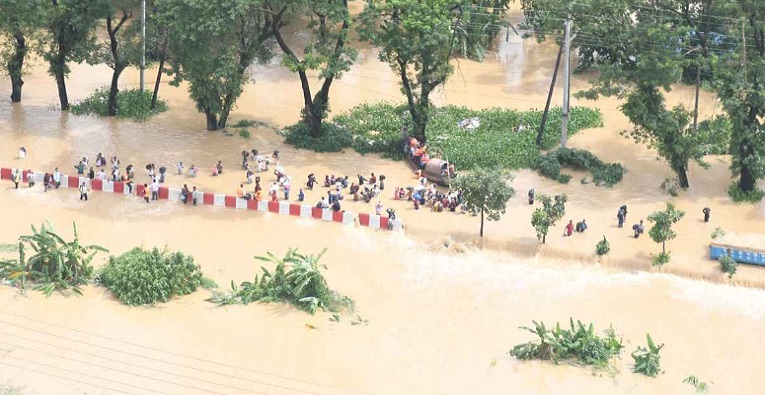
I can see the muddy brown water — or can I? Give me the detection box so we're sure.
[0,7,764,394]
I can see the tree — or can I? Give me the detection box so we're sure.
[264,0,356,137]
[530,193,567,244]
[41,0,108,111]
[454,0,511,61]
[450,168,515,237]
[360,0,506,142]
[161,0,274,130]
[95,0,141,116]
[647,202,685,265]
[0,0,47,102]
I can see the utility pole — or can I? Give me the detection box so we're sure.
[561,19,572,149]
[693,57,700,130]
[140,0,146,92]
[536,43,564,147]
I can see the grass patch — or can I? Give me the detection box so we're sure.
[727,183,765,203]
[238,129,251,138]
[71,87,168,121]
[0,222,107,296]
[209,248,354,315]
[284,102,604,170]
[508,319,623,369]
[98,247,216,306]
[532,147,624,187]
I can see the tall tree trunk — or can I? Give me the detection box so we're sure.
[676,166,690,189]
[151,36,169,110]
[542,233,546,244]
[9,33,27,103]
[108,67,124,116]
[480,208,485,237]
[738,163,756,192]
[397,58,427,143]
[205,110,219,131]
[54,63,69,111]
[219,94,235,129]
[662,241,666,254]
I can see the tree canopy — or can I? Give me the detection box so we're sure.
[450,167,516,237]
[530,193,567,244]
[0,0,47,102]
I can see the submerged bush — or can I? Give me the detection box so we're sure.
[209,248,354,315]
[284,122,355,153]
[632,334,664,377]
[508,319,623,368]
[727,183,765,203]
[71,88,168,121]
[533,148,625,187]
[98,247,215,306]
[719,255,737,279]
[302,102,605,169]
[0,222,107,296]
[596,236,611,256]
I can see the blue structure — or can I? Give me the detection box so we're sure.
[710,242,765,267]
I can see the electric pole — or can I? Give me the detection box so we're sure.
[561,19,572,149]
[140,0,146,92]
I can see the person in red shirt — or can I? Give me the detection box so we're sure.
[564,220,574,237]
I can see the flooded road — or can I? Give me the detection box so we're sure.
[0,5,764,394]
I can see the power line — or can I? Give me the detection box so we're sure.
[0,360,137,395]
[0,310,376,395]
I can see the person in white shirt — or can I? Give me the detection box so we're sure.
[150,179,160,200]
[79,182,88,201]
[97,169,107,180]
[52,167,61,188]
[18,147,26,159]
[176,162,184,175]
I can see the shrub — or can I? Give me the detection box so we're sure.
[719,255,737,279]
[532,148,624,187]
[660,177,680,197]
[209,249,354,315]
[284,122,355,153]
[98,247,215,306]
[557,174,572,184]
[683,375,710,394]
[232,119,257,128]
[652,252,671,267]
[324,102,604,169]
[710,227,725,239]
[508,319,623,369]
[596,236,610,256]
[632,334,663,377]
[0,222,107,296]
[727,183,765,203]
[238,129,251,138]
[71,87,168,121]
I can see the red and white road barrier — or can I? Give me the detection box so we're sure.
[1,167,403,232]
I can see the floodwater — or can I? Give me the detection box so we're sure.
[0,5,764,395]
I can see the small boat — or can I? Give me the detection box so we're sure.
[405,156,455,187]
[710,233,765,267]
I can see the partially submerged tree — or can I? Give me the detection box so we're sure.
[0,0,47,102]
[450,168,515,237]
[41,0,108,110]
[530,193,567,244]
[264,0,356,137]
[162,0,274,130]
[647,202,685,266]
[95,0,141,116]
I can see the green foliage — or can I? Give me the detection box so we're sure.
[454,1,511,61]
[0,0,47,101]
[683,375,710,394]
[660,177,680,197]
[696,115,732,155]
[284,122,354,153]
[710,227,725,239]
[98,247,215,306]
[0,383,25,395]
[238,129,250,139]
[209,249,353,315]
[450,168,516,237]
[232,119,257,128]
[632,334,663,378]
[647,203,685,257]
[652,252,671,267]
[508,319,623,369]
[719,255,737,279]
[161,0,274,130]
[264,0,356,132]
[727,183,765,203]
[0,222,107,296]
[530,194,567,244]
[325,102,603,168]
[596,236,610,256]
[41,0,110,109]
[71,87,168,121]
[533,147,624,187]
